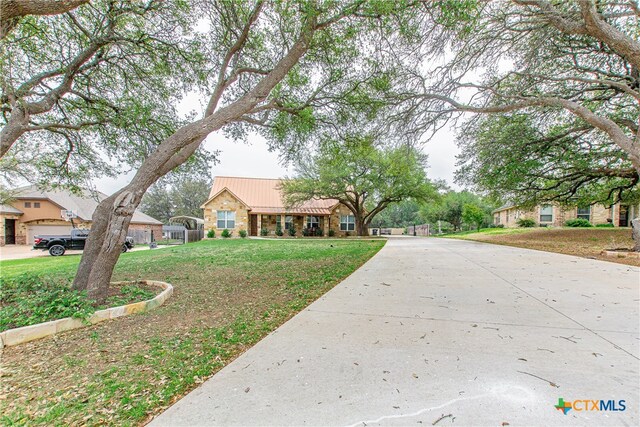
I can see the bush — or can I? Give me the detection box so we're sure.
[315,227,324,237]
[495,224,505,228]
[275,226,283,236]
[565,218,592,227]
[221,229,232,238]
[239,229,247,238]
[328,229,335,237]
[207,229,215,238]
[517,218,536,228]
[260,227,268,236]
[302,227,309,237]
[596,223,614,228]
[288,225,296,237]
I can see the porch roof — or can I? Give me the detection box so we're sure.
[251,207,333,215]
[0,204,23,215]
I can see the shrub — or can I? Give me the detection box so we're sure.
[495,224,505,228]
[315,227,324,237]
[221,229,232,238]
[207,229,215,238]
[516,218,536,228]
[260,227,268,236]
[239,229,247,238]
[288,225,296,237]
[596,223,614,228]
[328,229,335,237]
[565,218,592,227]
[302,227,309,237]
[275,226,283,236]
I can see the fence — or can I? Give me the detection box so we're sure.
[407,224,431,236]
[127,229,154,244]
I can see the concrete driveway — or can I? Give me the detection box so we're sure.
[150,237,639,426]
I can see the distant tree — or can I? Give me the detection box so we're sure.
[141,177,211,223]
[420,191,478,232]
[281,136,436,236]
[371,200,422,228]
[462,203,486,231]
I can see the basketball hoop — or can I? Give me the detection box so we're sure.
[61,210,77,221]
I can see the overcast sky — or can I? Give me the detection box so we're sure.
[94,126,461,195]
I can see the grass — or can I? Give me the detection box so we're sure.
[0,274,157,332]
[0,238,384,426]
[441,227,638,266]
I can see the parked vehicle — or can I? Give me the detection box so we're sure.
[33,229,134,256]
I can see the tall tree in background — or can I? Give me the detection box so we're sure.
[420,191,493,232]
[141,177,211,223]
[281,136,436,236]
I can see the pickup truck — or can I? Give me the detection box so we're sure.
[33,229,134,256]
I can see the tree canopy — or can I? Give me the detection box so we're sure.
[281,136,436,236]
[141,177,211,223]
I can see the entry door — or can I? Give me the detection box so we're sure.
[619,205,629,227]
[4,219,16,244]
[250,214,258,236]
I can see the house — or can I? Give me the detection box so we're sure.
[0,185,163,246]
[492,201,639,228]
[200,176,357,236]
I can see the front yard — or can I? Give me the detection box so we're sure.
[443,227,639,266]
[0,238,385,426]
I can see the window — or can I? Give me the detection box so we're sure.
[540,205,553,222]
[577,206,591,221]
[306,216,319,229]
[276,215,282,229]
[506,211,509,223]
[285,216,294,230]
[494,214,500,225]
[34,202,40,208]
[340,215,355,231]
[24,202,31,208]
[216,210,235,229]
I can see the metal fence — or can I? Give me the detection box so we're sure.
[127,229,154,244]
[407,224,431,236]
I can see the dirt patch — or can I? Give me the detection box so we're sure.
[456,228,639,267]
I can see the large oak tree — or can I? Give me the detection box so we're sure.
[281,136,436,236]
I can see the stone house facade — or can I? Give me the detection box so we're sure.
[1,185,162,246]
[493,201,639,228]
[201,177,358,237]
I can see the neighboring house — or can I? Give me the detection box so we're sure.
[493,201,639,228]
[0,185,162,246]
[201,176,357,236]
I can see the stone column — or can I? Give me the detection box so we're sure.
[257,214,262,235]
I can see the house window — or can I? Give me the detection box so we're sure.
[506,211,509,223]
[276,215,282,229]
[285,216,294,230]
[340,215,355,231]
[306,216,319,229]
[34,202,40,208]
[540,205,553,222]
[577,206,591,221]
[24,202,31,208]
[216,210,235,229]
[494,214,500,225]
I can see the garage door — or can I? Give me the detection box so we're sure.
[27,225,72,245]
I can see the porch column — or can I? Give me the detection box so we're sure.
[280,214,285,232]
[257,214,262,233]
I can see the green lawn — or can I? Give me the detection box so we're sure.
[0,238,385,426]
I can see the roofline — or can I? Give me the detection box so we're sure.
[492,205,516,214]
[213,176,283,181]
[200,187,250,209]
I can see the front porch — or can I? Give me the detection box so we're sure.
[248,214,331,237]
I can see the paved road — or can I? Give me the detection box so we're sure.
[151,237,639,426]
[0,243,170,261]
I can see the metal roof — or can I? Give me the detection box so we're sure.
[14,185,162,224]
[203,176,338,215]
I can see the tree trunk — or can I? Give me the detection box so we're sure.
[632,218,640,252]
[355,217,369,236]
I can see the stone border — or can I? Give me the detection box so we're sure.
[0,280,173,349]
[601,250,640,259]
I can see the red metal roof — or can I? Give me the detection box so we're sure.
[205,177,338,215]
